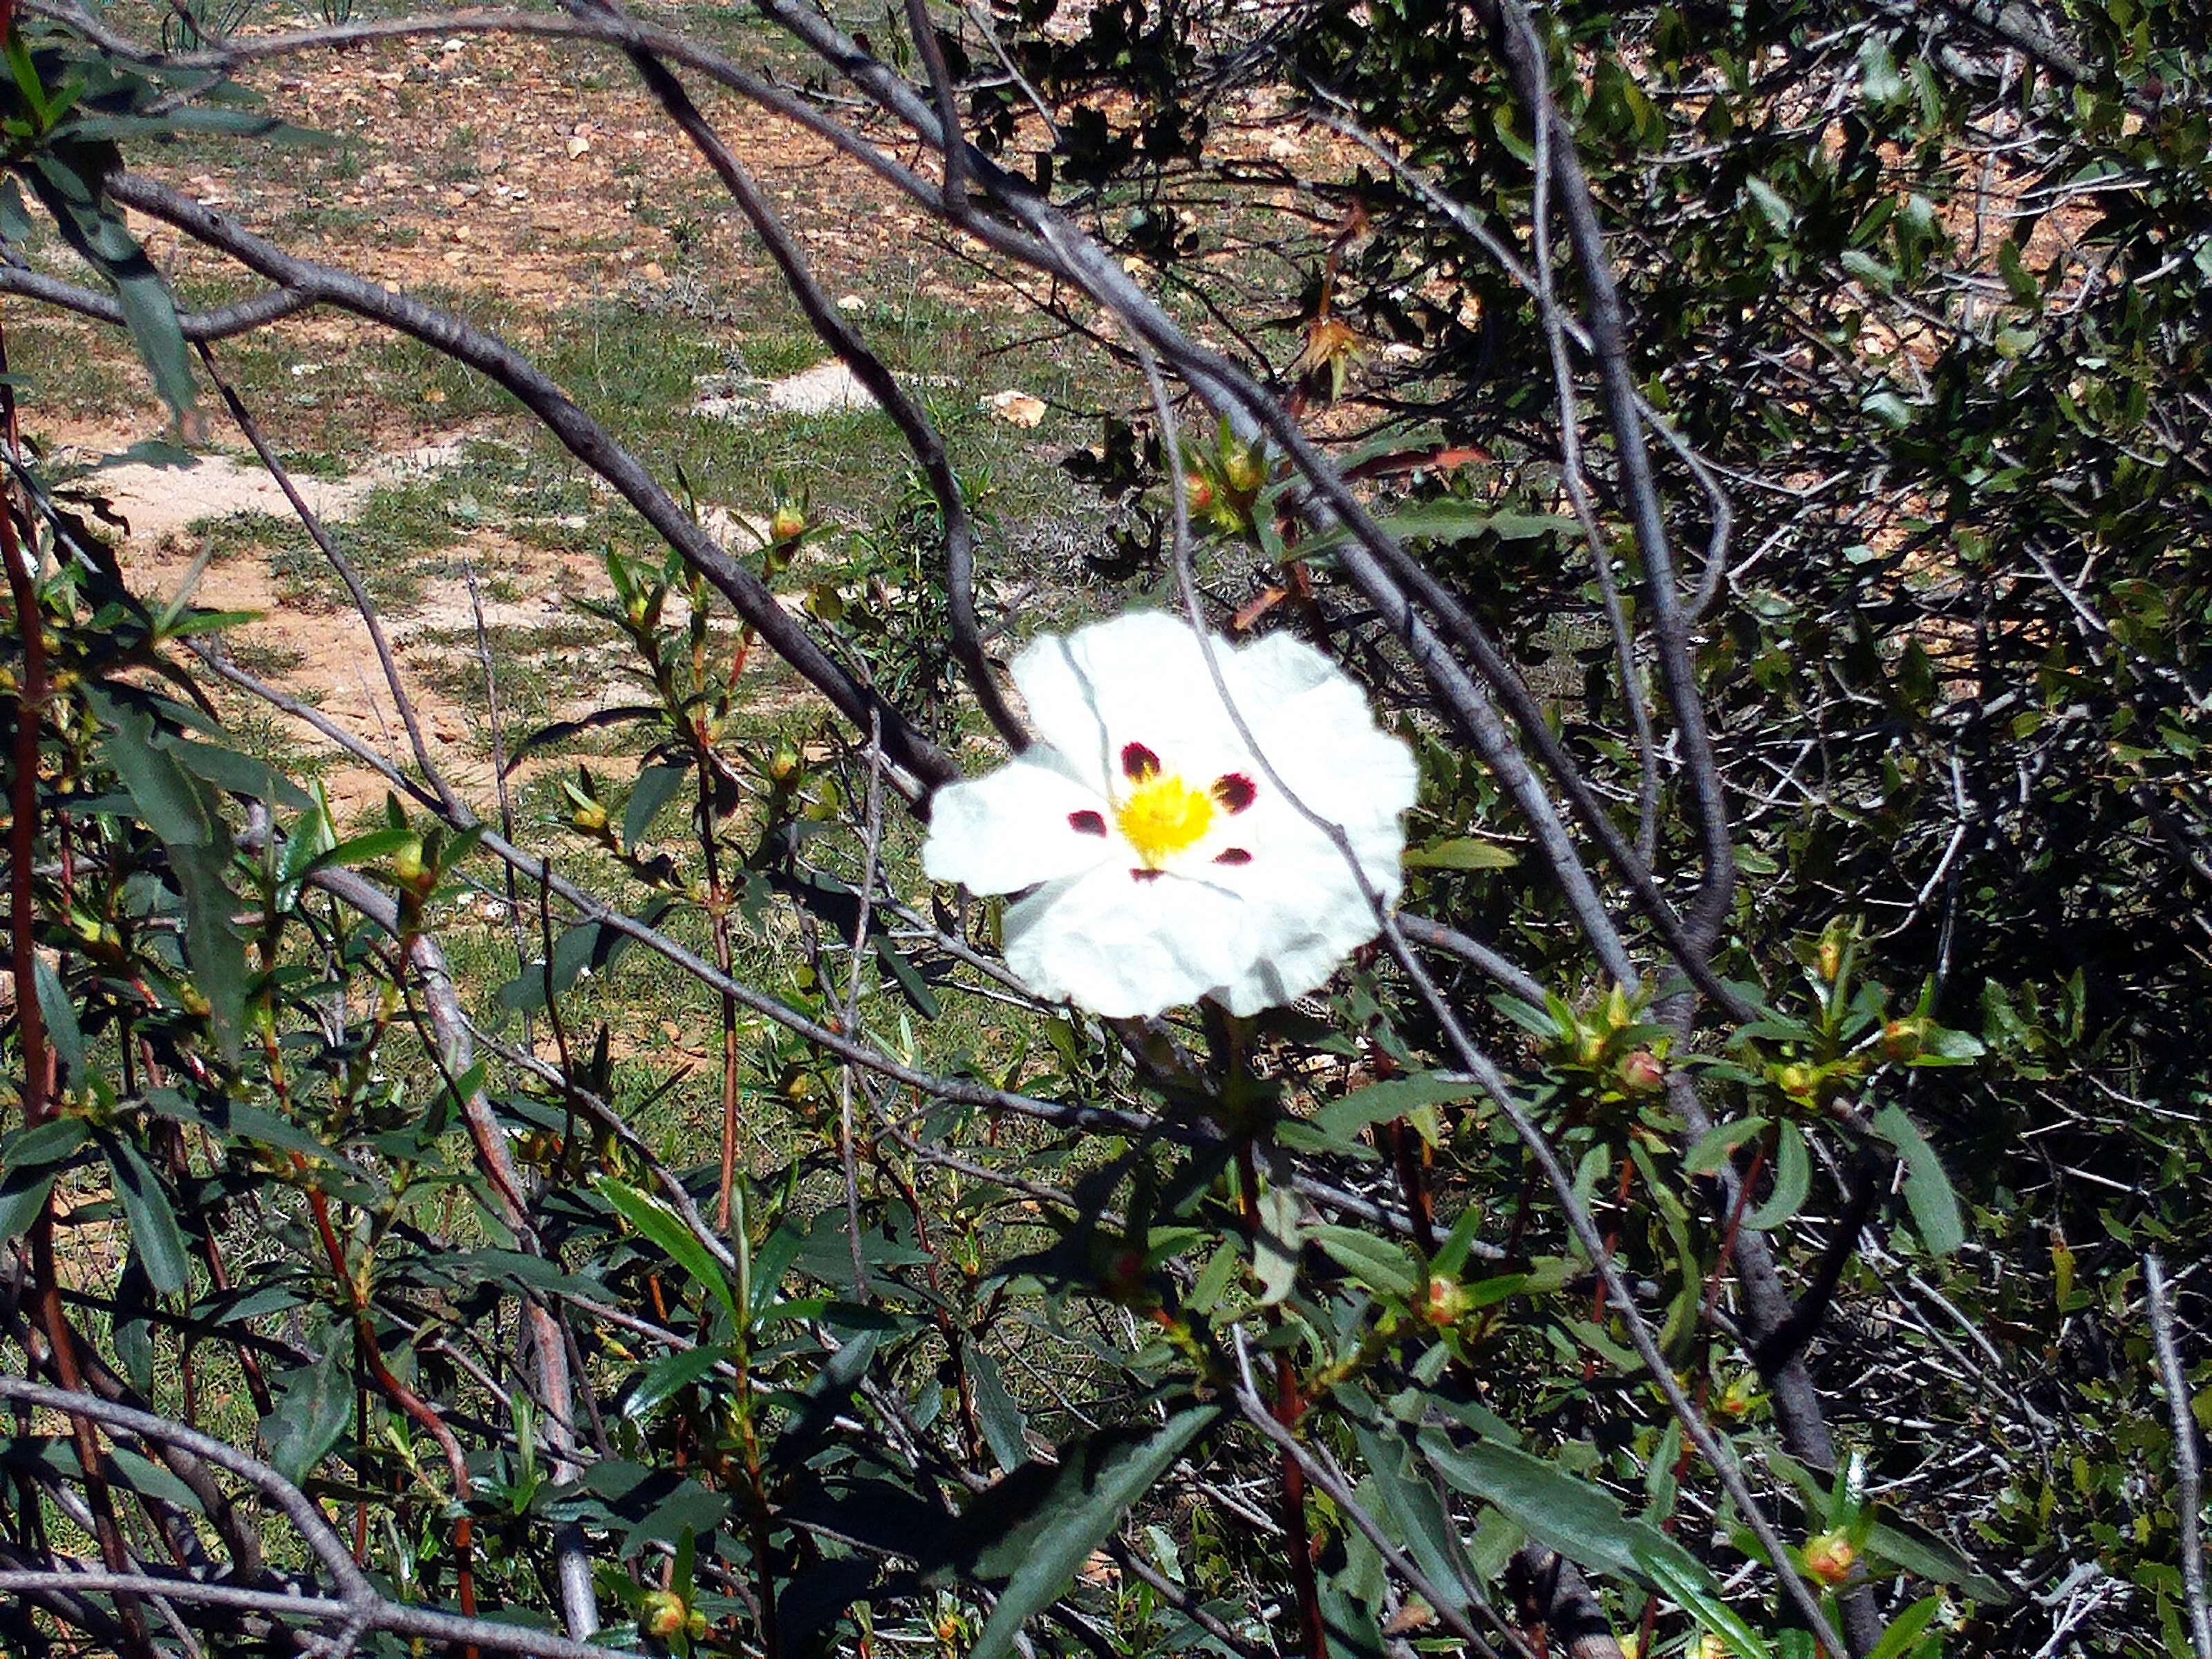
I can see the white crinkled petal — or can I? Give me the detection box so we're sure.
[1013,612,1247,787]
[1002,864,1252,1019]
[921,757,1115,895]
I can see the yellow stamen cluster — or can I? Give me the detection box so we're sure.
[1116,774,1215,867]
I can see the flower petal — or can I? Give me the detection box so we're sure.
[921,757,1115,894]
[1013,612,1248,789]
[1002,863,1253,1019]
[1211,851,1387,1015]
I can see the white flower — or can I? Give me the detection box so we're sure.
[922,611,1418,1018]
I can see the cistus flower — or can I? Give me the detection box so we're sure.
[922,611,1417,1019]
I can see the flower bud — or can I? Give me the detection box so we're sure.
[770,501,807,542]
[686,1610,709,1640]
[391,836,427,886]
[1421,1273,1470,1327]
[640,1591,686,1639]
[1717,1372,1765,1418]
[1817,937,1843,980]
[1804,1529,1857,1586]
[569,800,609,834]
[1183,473,1215,512]
[1222,442,1264,495]
[767,744,803,785]
[1618,1050,1666,1094]
[1881,1017,1928,1061]
[1775,1062,1817,1102]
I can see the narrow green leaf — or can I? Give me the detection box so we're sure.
[1685,1117,1768,1177]
[26,151,197,417]
[968,1403,1223,1659]
[1311,1225,1422,1300]
[622,763,688,847]
[1868,1596,1944,1659]
[1640,1546,1775,1659]
[1311,1073,1479,1141]
[262,1331,355,1485]
[104,1136,191,1297]
[1871,1105,1965,1255]
[1747,1121,1811,1230]
[966,1344,1031,1474]
[1422,1430,1709,1593]
[157,733,310,812]
[96,697,218,847]
[873,935,942,1020]
[597,1175,738,1328]
[1365,501,1575,544]
[1250,1143,1302,1306]
[1866,1517,2007,1600]
[1351,1425,1474,1623]
[622,1345,729,1422]
[0,1169,60,1247]
[32,955,86,1094]
[1402,837,1519,871]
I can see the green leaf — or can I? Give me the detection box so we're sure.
[24,149,197,417]
[1402,837,1519,871]
[262,1329,354,1485]
[967,1403,1223,1659]
[1868,1596,1945,1659]
[1250,1142,1302,1306]
[158,733,311,812]
[1747,1120,1811,1230]
[1743,175,1794,231]
[93,693,218,847]
[966,1344,1031,1474]
[0,1166,61,1247]
[93,695,246,1059]
[621,1345,729,1423]
[1351,1425,1474,1624]
[32,955,86,1095]
[1421,1430,1714,1595]
[62,109,332,147]
[1640,1546,1776,1659]
[102,1135,191,1297]
[1871,1105,1965,1255]
[1311,1225,1422,1300]
[873,935,943,1020]
[1866,1517,2007,1601]
[622,763,688,847]
[597,1175,739,1329]
[1362,501,1575,545]
[1685,1117,1767,1177]
[1310,1073,1479,1142]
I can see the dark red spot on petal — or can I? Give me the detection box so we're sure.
[1213,847,1253,865]
[1130,868,1165,883]
[1211,773,1256,814]
[1068,809,1107,836]
[1121,741,1160,782]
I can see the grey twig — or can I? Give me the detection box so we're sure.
[2147,1253,2211,1659]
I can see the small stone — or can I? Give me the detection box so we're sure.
[564,133,591,159]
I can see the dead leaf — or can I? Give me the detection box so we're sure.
[564,133,591,159]
[986,389,1047,427]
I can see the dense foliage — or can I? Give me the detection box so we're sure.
[0,0,2206,1657]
